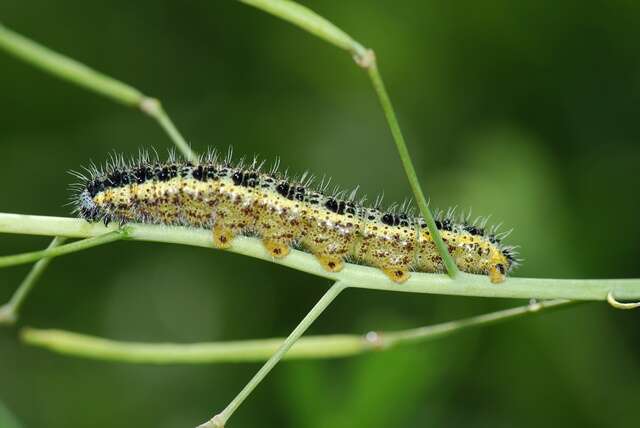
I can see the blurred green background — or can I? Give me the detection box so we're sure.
[1,1,639,427]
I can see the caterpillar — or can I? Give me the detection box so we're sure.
[70,150,519,283]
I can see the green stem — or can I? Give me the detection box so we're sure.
[0,24,196,161]
[234,0,458,277]
[237,0,367,57]
[366,61,459,277]
[20,299,573,364]
[0,24,141,105]
[139,98,197,161]
[0,230,125,268]
[0,237,66,325]
[382,299,575,347]
[1,213,639,301]
[198,281,346,428]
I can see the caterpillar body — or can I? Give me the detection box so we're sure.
[71,150,519,283]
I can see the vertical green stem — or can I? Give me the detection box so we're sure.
[366,61,459,277]
[198,281,347,428]
[0,237,66,325]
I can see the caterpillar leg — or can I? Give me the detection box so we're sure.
[488,263,507,284]
[382,267,411,284]
[315,254,344,273]
[262,238,291,258]
[212,225,234,249]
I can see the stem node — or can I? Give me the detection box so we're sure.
[353,48,375,69]
[196,414,225,428]
[364,330,386,349]
[139,96,161,116]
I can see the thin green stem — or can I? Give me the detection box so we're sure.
[198,281,346,428]
[20,299,574,364]
[0,24,141,105]
[0,24,196,161]
[0,237,66,325]
[381,299,575,346]
[1,213,639,301]
[366,61,459,277]
[0,230,125,269]
[139,98,197,161]
[234,0,458,276]
[237,0,367,57]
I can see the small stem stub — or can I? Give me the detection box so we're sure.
[0,304,16,325]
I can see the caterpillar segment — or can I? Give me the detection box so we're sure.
[74,152,518,284]
[353,211,415,283]
[253,181,301,259]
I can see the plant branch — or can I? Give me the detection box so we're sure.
[0,237,66,325]
[1,213,639,301]
[20,299,574,364]
[235,0,458,277]
[379,299,576,347]
[0,24,196,161]
[198,281,346,428]
[0,230,125,269]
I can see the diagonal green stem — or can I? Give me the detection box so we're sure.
[238,0,367,57]
[198,281,346,428]
[0,230,125,269]
[0,24,196,161]
[234,0,458,277]
[0,237,66,325]
[381,299,576,347]
[139,98,197,161]
[366,61,459,277]
[20,299,574,364]
[0,24,140,104]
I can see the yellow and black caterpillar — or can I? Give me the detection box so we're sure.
[71,150,519,283]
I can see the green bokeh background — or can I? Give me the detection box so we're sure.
[1,1,639,427]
